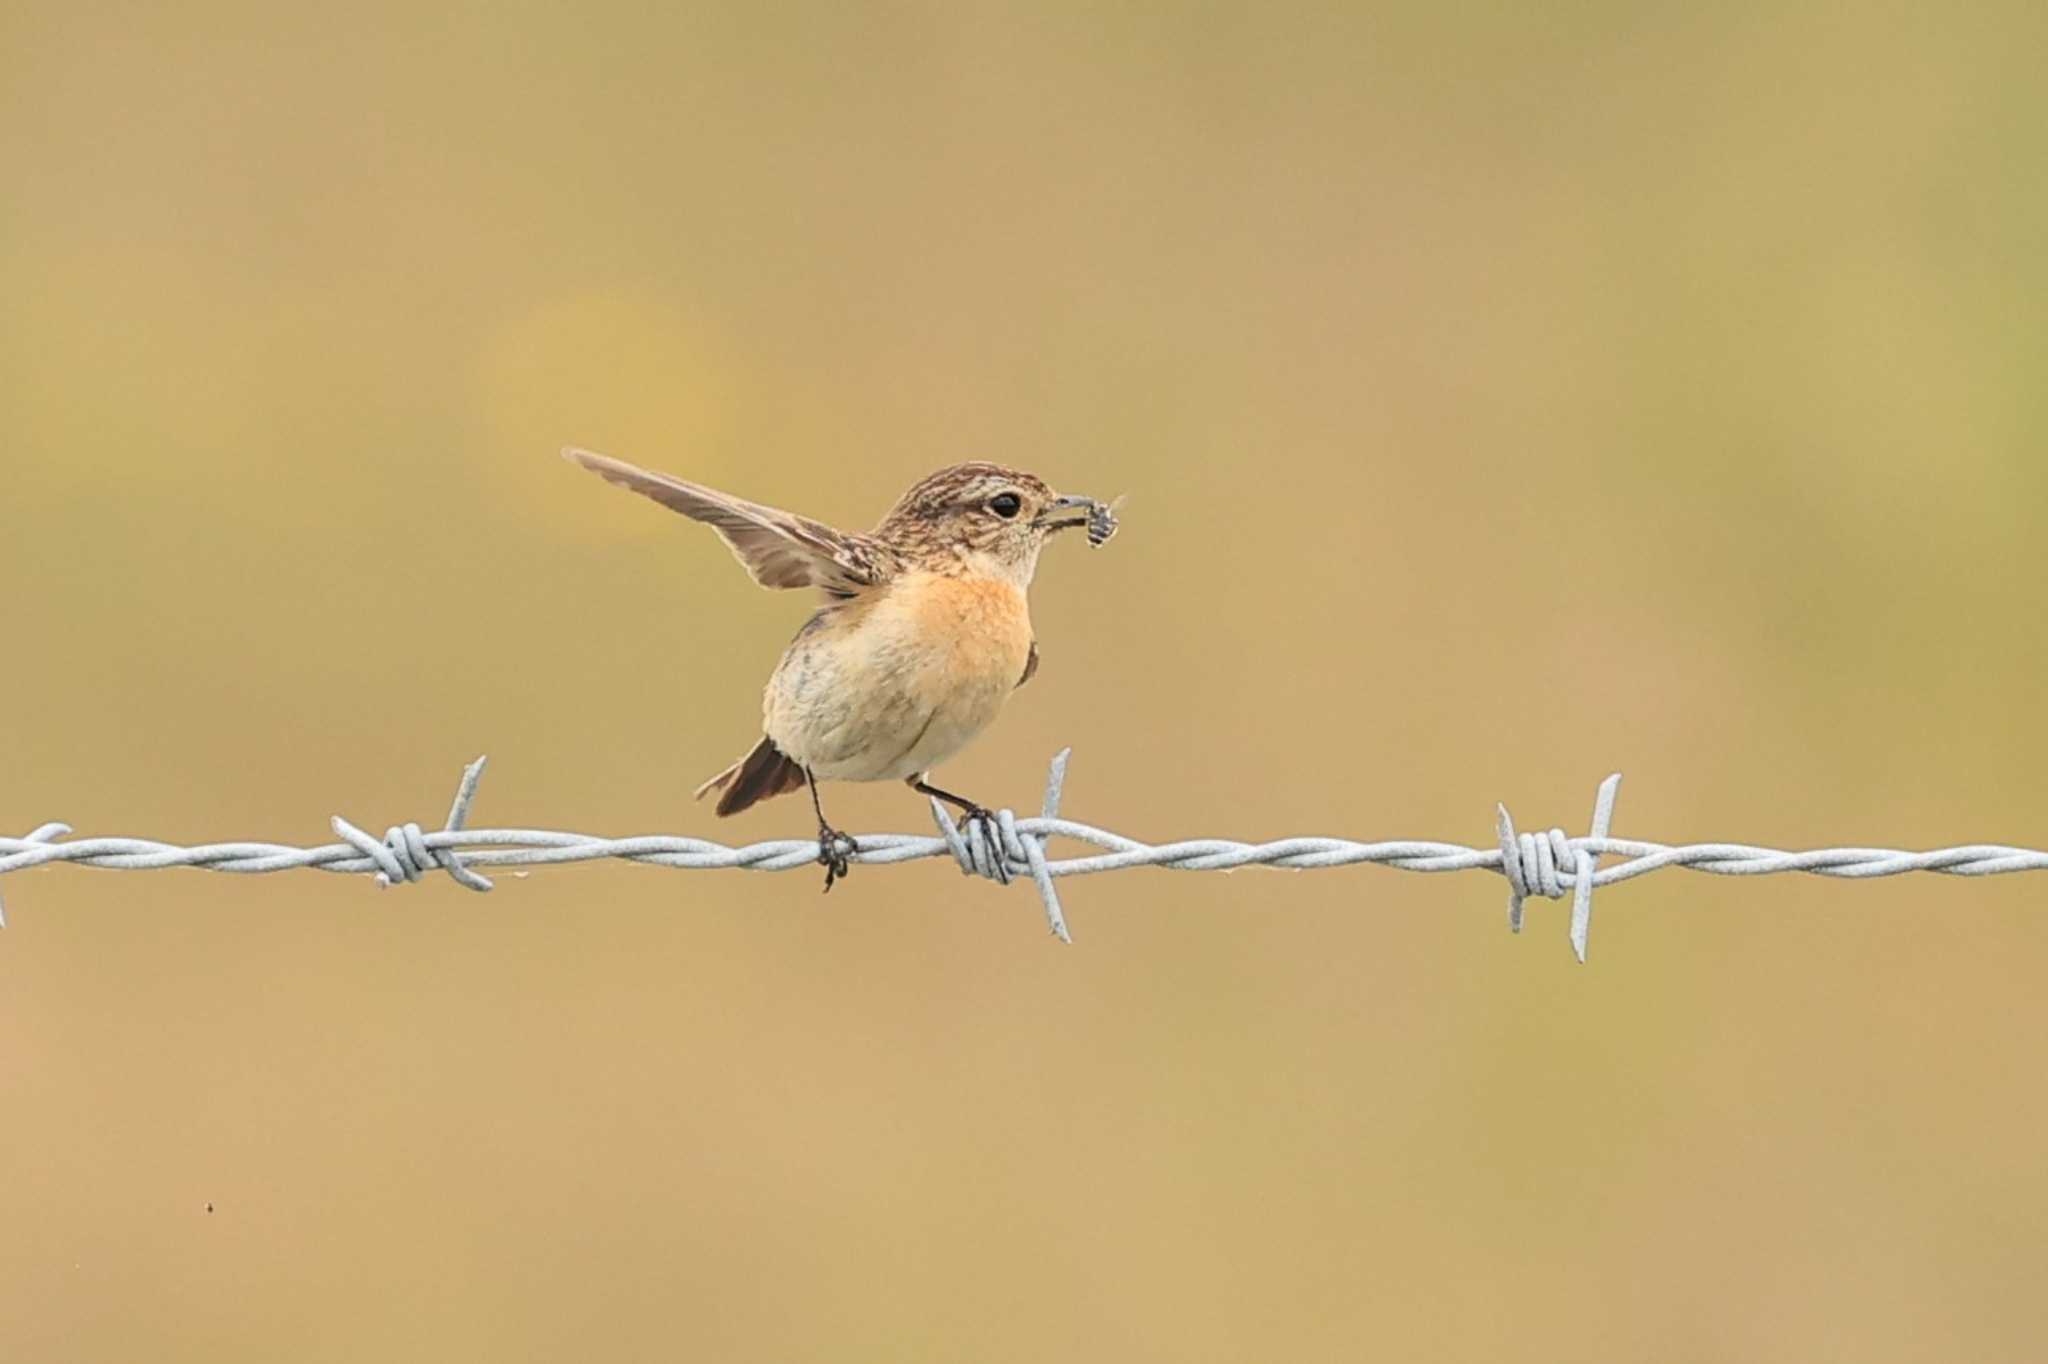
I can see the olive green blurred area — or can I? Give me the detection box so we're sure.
[6,1,2048,1358]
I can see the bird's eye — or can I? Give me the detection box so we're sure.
[988,492,1022,519]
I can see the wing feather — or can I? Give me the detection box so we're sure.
[563,448,887,595]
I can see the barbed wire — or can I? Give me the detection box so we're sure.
[4,751,2045,961]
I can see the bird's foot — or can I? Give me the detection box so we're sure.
[958,805,1011,885]
[817,826,858,893]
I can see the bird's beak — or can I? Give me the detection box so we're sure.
[1035,493,1119,547]
[1034,494,1095,533]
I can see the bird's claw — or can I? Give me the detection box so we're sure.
[959,805,1011,885]
[817,827,858,893]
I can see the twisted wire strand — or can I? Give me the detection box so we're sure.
[4,751,2045,960]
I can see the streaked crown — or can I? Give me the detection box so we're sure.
[870,462,1064,573]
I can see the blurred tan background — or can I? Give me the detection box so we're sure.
[4,2,2046,1359]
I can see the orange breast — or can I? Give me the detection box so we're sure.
[763,570,1037,781]
[908,574,1034,689]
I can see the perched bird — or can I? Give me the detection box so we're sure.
[564,447,1118,888]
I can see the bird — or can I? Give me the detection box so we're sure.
[564,447,1118,889]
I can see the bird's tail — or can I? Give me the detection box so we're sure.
[695,736,807,817]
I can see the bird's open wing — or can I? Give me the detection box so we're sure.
[564,448,889,596]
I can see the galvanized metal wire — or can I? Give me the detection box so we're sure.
[4,751,2045,960]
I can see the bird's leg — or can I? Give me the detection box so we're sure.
[910,778,994,823]
[806,767,856,893]
[909,777,1009,885]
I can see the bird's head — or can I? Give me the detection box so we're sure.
[874,462,1114,584]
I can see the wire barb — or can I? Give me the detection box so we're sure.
[1495,774,1623,961]
[5,753,2048,958]
[0,822,72,928]
[932,748,1073,942]
[329,755,494,892]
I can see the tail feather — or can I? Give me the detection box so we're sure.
[696,737,807,817]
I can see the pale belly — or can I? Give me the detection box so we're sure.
[761,573,1033,782]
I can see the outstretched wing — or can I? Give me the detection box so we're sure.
[564,448,889,596]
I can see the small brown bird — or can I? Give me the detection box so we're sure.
[565,447,1118,888]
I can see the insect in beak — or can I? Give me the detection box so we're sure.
[1036,494,1120,547]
